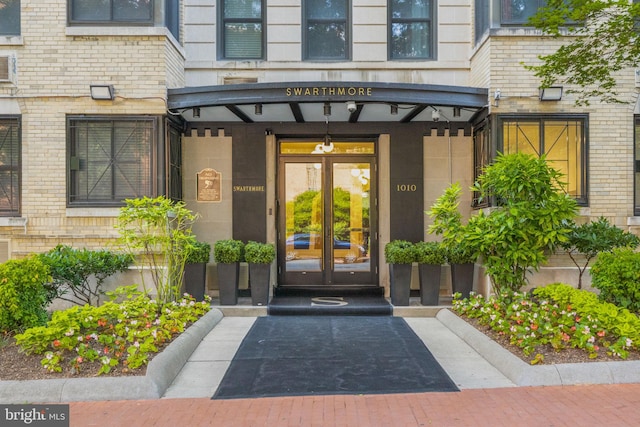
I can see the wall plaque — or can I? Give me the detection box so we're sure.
[197,168,221,202]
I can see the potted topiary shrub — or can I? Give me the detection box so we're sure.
[384,240,416,306]
[447,244,476,299]
[244,241,276,306]
[214,239,244,305]
[415,241,446,305]
[183,240,211,302]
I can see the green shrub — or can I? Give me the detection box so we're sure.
[185,240,211,264]
[446,245,477,264]
[39,245,133,306]
[0,256,50,333]
[533,283,640,358]
[590,248,640,313]
[384,240,416,264]
[214,239,244,263]
[244,241,276,264]
[415,241,446,264]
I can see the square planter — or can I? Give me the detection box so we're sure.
[249,263,271,306]
[389,263,412,306]
[418,263,442,305]
[217,262,239,305]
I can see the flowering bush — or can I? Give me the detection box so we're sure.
[14,285,211,375]
[452,286,638,364]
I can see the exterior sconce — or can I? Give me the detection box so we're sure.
[431,109,441,122]
[89,84,115,100]
[255,103,263,115]
[494,89,501,107]
[324,102,331,116]
[540,86,563,101]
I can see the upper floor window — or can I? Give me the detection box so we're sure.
[0,117,20,216]
[304,0,349,60]
[498,115,588,205]
[220,0,264,59]
[389,0,434,60]
[0,0,20,36]
[67,116,158,207]
[501,0,545,25]
[69,0,153,25]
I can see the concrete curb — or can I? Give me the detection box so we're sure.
[0,308,224,404]
[437,308,640,386]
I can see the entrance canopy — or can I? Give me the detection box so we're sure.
[168,81,488,124]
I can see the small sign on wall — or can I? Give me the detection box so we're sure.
[197,168,221,202]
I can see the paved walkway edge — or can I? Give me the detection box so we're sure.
[0,308,224,404]
[437,308,640,386]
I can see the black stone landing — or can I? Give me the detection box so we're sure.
[268,286,392,316]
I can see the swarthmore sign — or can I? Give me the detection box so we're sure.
[1,405,69,426]
[285,86,374,97]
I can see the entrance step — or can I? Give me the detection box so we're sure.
[273,285,385,298]
[268,294,392,316]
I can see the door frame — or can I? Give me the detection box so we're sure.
[276,139,379,288]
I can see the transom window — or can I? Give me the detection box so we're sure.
[389,0,434,60]
[303,0,349,60]
[0,0,20,36]
[498,115,588,205]
[67,117,157,206]
[69,0,154,24]
[0,117,20,216]
[220,0,264,59]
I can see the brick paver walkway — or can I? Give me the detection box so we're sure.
[69,384,640,426]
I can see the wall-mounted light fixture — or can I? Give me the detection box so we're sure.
[494,89,501,107]
[192,107,200,118]
[255,103,263,115]
[431,109,441,122]
[323,102,331,116]
[540,86,563,101]
[346,101,357,113]
[90,84,115,100]
[390,104,398,115]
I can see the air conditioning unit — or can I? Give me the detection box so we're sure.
[0,55,16,84]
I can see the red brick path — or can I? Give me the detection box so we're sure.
[69,384,640,427]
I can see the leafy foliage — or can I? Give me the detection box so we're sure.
[39,245,133,306]
[384,240,417,264]
[415,241,447,265]
[0,256,50,333]
[116,196,199,304]
[14,286,211,375]
[184,241,211,264]
[213,239,245,264]
[244,241,276,264]
[559,217,640,289]
[590,248,640,313]
[525,0,640,105]
[429,153,578,293]
[453,284,638,363]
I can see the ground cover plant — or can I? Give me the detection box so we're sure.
[11,285,211,376]
[453,283,639,365]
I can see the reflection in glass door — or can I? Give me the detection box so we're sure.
[279,142,377,287]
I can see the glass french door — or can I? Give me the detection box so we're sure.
[278,141,377,287]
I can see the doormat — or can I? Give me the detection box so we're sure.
[212,316,459,399]
[267,295,392,316]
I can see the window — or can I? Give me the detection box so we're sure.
[220,0,264,59]
[304,0,349,60]
[165,0,180,41]
[0,117,20,216]
[499,115,588,205]
[0,0,20,36]
[69,0,153,24]
[634,116,640,215]
[389,0,434,59]
[501,0,545,25]
[475,0,489,44]
[68,117,158,206]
